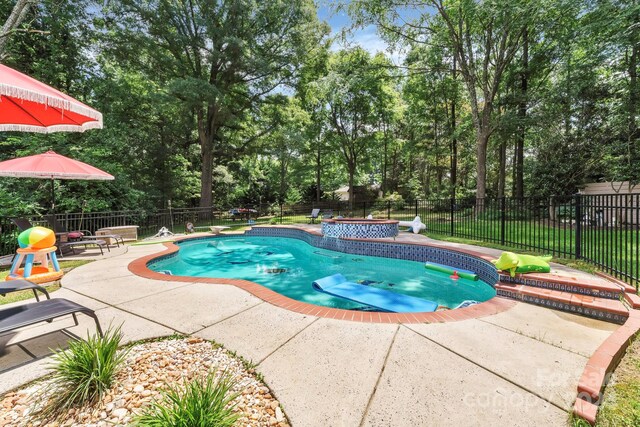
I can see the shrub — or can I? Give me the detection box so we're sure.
[383,192,405,210]
[133,371,240,427]
[32,325,127,420]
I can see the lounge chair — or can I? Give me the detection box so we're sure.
[0,279,50,302]
[322,210,334,219]
[60,239,108,256]
[306,208,321,223]
[11,217,34,231]
[45,215,123,248]
[0,298,103,337]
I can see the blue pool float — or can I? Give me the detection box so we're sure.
[312,274,438,313]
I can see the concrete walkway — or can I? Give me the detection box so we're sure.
[0,238,619,426]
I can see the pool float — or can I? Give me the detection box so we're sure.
[492,251,553,277]
[424,262,479,281]
[7,227,63,284]
[313,274,438,313]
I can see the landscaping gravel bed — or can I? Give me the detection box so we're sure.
[0,337,289,427]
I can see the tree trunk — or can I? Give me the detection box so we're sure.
[348,164,355,211]
[476,130,490,212]
[199,138,214,207]
[198,111,214,208]
[628,15,638,188]
[515,28,528,198]
[450,55,458,198]
[0,0,34,57]
[279,154,287,203]
[382,125,388,196]
[316,141,322,202]
[498,140,507,198]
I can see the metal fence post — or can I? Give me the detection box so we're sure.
[450,198,455,236]
[363,201,366,217]
[575,194,582,259]
[279,204,283,224]
[500,197,506,245]
[415,200,418,217]
[387,201,391,219]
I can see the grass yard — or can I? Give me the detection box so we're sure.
[591,336,640,426]
[0,260,92,305]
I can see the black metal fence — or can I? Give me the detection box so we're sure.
[1,193,638,288]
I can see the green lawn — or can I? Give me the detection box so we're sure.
[591,336,640,426]
[0,260,92,305]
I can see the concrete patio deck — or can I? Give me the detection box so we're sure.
[0,233,621,426]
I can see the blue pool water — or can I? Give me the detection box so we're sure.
[149,236,496,311]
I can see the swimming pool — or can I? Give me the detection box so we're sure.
[148,236,496,312]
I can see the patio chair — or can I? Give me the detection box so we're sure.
[306,208,321,224]
[11,217,33,231]
[0,279,50,302]
[44,215,92,240]
[322,210,334,219]
[0,298,103,337]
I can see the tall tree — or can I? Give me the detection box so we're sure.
[104,0,326,207]
[315,48,389,208]
[350,0,539,205]
[0,0,36,58]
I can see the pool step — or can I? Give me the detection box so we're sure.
[498,272,625,300]
[495,282,629,324]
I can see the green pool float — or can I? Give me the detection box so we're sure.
[492,251,553,277]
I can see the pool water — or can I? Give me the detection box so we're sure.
[149,236,496,311]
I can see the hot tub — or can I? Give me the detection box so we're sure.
[321,218,399,239]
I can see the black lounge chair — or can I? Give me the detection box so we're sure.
[0,279,50,302]
[11,217,34,232]
[45,215,123,248]
[60,239,108,256]
[0,298,103,337]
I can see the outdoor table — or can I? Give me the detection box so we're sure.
[96,225,139,242]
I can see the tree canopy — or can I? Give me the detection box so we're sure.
[0,0,638,215]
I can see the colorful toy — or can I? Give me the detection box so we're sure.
[17,226,56,249]
[7,227,63,284]
[492,251,553,277]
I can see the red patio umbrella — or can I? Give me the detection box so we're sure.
[0,63,103,133]
[0,151,114,210]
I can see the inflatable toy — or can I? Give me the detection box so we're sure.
[7,226,63,284]
[492,252,553,277]
[425,261,479,281]
[18,226,56,249]
[398,216,427,234]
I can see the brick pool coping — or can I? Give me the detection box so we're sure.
[573,309,640,424]
[128,227,516,324]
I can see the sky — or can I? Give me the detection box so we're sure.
[316,1,406,65]
[316,1,432,65]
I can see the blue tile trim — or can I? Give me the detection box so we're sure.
[496,289,627,325]
[500,274,622,300]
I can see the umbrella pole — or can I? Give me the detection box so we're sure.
[50,178,55,213]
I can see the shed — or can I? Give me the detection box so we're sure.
[578,181,640,226]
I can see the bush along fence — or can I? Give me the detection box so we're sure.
[0,193,637,288]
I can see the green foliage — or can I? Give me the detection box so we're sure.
[32,325,127,421]
[133,372,240,427]
[383,192,404,210]
[0,0,638,216]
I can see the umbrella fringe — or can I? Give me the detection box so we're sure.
[0,122,103,134]
[0,83,103,122]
